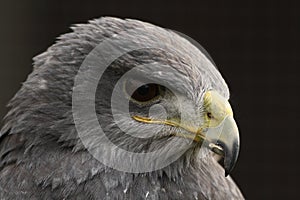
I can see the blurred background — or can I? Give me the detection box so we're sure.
[0,0,299,199]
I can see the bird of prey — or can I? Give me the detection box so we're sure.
[0,17,244,199]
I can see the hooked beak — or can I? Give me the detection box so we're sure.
[207,115,240,176]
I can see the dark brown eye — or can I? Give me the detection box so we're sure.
[131,84,159,102]
[125,79,160,103]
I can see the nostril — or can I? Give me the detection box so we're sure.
[207,112,213,119]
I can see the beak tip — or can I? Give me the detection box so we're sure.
[224,167,232,177]
[222,139,240,177]
[225,171,229,177]
[223,155,238,177]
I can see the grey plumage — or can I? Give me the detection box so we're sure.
[0,17,244,199]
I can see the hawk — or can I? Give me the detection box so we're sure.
[0,17,244,199]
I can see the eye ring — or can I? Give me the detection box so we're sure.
[124,79,164,105]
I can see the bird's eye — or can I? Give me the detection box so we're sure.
[131,84,159,102]
[124,80,162,103]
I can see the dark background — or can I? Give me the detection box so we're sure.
[0,0,299,199]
